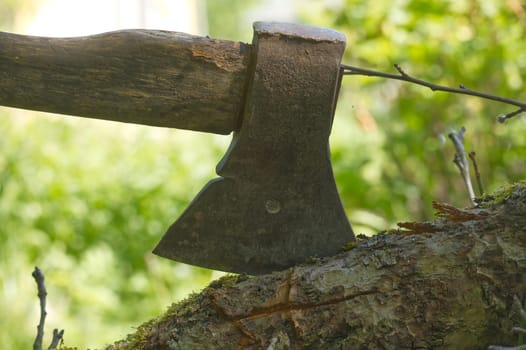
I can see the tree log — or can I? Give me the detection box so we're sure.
[104,183,526,350]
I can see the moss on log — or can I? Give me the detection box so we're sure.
[104,182,526,350]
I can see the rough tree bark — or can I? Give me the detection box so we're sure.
[99,182,525,350]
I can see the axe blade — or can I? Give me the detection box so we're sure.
[153,22,354,274]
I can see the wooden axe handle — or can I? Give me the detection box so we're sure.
[0,29,250,134]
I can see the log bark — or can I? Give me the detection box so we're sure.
[104,183,526,350]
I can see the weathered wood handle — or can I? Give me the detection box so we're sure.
[0,30,250,134]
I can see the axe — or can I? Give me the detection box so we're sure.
[0,22,355,274]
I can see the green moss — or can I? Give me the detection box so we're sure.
[207,273,243,289]
[342,241,356,251]
[103,293,203,350]
[161,292,203,321]
[475,181,526,208]
[104,274,249,350]
[112,317,158,350]
[385,229,401,234]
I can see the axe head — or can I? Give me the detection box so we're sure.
[153,22,354,275]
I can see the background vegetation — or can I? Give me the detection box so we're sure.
[0,0,525,348]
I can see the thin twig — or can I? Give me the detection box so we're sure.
[341,64,526,122]
[33,267,47,350]
[32,267,64,350]
[448,127,476,205]
[48,329,64,350]
[469,151,484,195]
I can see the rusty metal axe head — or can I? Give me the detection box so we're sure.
[153,22,354,274]
[0,21,353,275]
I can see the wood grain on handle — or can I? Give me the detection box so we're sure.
[0,30,250,134]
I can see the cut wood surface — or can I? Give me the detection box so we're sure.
[104,183,526,350]
[0,30,249,134]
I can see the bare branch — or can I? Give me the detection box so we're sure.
[468,151,484,196]
[341,64,526,122]
[32,267,64,350]
[32,267,47,350]
[497,108,524,123]
[394,63,409,77]
[48,329,64,350]
[448,127,476,205]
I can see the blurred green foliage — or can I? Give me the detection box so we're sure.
[0,0,38,31]
[1,0,525,349]
[0,116,228,349]
[206,0,260,41]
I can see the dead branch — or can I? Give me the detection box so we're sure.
[448,127,477,205]
[32,267,64,350]
[469,151,485,196]
[341,64,526,122]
